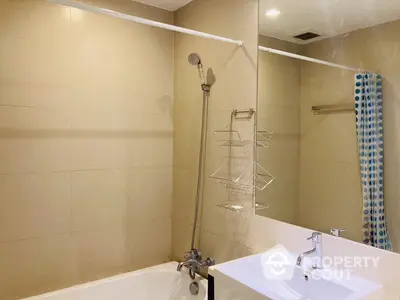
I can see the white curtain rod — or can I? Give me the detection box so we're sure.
[49,0,243,46]
[259,46,366,73]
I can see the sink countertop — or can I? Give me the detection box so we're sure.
[210,250,389,300]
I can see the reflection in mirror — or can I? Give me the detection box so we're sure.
[256,0,400,253]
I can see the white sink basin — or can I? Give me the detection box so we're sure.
[280,268,354,300]
[213,250,382,300]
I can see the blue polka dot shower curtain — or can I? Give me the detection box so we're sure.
[355,73,392,251]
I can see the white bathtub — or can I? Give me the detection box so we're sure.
[23,262,208,300]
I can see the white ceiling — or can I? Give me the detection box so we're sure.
[133,0,194,11]
[260,0,400,44]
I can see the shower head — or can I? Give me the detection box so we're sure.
[188,53,202,66]
[188,53,206,86]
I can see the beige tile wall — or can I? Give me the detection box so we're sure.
[172,0,400,297]
[172,0,259,261]
[0,0,173,298]
[257,35,301,224]
[2,0,400,298]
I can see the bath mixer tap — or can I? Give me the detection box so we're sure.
[330,228,345,237]
[177,249,215,279]
[296,232,323,270]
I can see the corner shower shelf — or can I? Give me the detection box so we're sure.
[216,201,251,212]
[213,125,274,148]
[255,202,270,210]
[210,109,275,212]
[209,161,275,193]
[256,126,273,148]
[213,126,252,148]
[214,201,270,213]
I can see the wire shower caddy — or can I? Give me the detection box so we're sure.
[209,108,275,212]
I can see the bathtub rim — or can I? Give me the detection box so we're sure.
[22,261,207,300]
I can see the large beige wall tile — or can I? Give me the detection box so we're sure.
[0,0,71,38]
[0,106,70,130]
[0,2,73,87]
[172,167,198,221]
[173,108,202,170]
[68,105,173,132]
[130,138,173,168]
[127,168,173,268]
[71,169,129,231]
[200,204,228,237]
[127,217,171,270]
[171,217,200,261]
[46,137,172,172]
[0,138,73,174]
[0,234,74,300]
[200,229,252,264]
[128,167,172,220]
[0,173,70,242]
[71,226,128,283]
[68,12,173,95]
[0,82,71,108]
[66,138,131,171]
[202,205,251,245]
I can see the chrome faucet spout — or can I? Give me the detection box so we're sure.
[297,232,323,270]
[177,262,183,271]
[296,248,316,266]
[177,261,188,271]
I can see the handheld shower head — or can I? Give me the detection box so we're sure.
[188,53,202,66]
[188,53,206,86]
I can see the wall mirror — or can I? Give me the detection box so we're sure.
[256,0,400,253]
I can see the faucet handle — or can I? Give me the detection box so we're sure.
[185,249,202,260]
[184,251,192,260]
[205,257,215,266]
[306,232,322,242]
[199,257,215,268]
[330,228,345,237]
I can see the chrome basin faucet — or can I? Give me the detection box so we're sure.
[297,232,323,269]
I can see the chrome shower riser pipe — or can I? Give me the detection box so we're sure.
[190,84,210,249]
